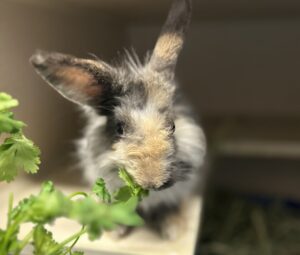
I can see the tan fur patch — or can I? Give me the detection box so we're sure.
[148,83,173,108]
[154,33,183,63]
[118,113,173,189]
[56,66,101,97]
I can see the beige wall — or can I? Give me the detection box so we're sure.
[0,2,128,172]
[128,19,300,118]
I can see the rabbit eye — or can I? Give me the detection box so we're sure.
[116,122,124,136]
[171,122,175,133]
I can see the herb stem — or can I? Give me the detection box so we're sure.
[68,191,88,199]
[14,229,34,255]
[6,193,14,228]
[65,226,85,255]
[49,227,87,255]
[0,213,27,254]
[0,194,15,255]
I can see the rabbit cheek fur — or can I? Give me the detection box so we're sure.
[30,0,206,238]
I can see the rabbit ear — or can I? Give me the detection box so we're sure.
[30,50,115,109]
[150,0,192,78]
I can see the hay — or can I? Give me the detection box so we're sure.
[199,189,300,255]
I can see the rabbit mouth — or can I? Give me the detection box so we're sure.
[154,178,175,191]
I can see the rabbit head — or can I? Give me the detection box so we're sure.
[30,0,193,190]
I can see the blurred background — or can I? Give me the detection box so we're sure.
[1,0,300,254]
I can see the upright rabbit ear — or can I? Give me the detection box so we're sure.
[150,0,192,78]
[30,50,116,111]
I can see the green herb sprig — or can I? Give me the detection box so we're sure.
[0,92,40,182]
[0,92,149,255]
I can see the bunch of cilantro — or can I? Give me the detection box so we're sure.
[0,92,148,255]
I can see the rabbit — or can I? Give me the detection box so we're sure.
[30,0,206,239]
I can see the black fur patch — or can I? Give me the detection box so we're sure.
[172,160,193,181]
[123,81,148,110]
[137,202,180,230]
[92,79,122,116]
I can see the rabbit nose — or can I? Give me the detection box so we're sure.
[155,178,175,191]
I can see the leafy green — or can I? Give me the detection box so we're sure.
[0,111,25,134]
[90,169,149,239]
[92,178,111,203]
[109,196,144,226]
[0,92,149,255]
[0,92,40,182]
[93,168,149,203]
[118,168,149,200]
[0,133,41,182]
[114,186,132,202]
[10,182,70,226]
[27,182,71,224]
[1,173,146,255]
[1,177,145,253]
[33,225,64,255]
[73,180,144,240]
[0,93,25,134]
[0,93,19,111]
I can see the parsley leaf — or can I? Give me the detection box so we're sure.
[33,225,65,255]
[109,196,144,226]
[113,186,132,202]
[27,182,71,224]
[71,196,143,241]
[0,93,19,111]
[118,168,149,200]
[0,133,41,182]
[0,93,25,134]
[0,111,25,134]
[0,92,148,254]
[93,168,149,203]
[0,92,40,182]
[92,178,111,203]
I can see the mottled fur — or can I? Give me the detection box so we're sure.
[31,0,206,238]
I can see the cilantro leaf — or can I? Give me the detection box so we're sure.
[27,182,71,224]
[10,195,35,224]
[113,186,132,202]
[0,111,25,134]
[10,182,69,225]
[118,168,149,200]
[70,196,143,241]
[70,197,112,240]
[0,133,41,182]
[40,180,55,193]
[33,225,65,255]
[0,229,4,242]
[0,88,147,255]
[110,196,144,226]
[0,93,24,134]
[92,178,111,203]
[0,93,19,111]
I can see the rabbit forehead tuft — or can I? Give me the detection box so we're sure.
[115,66,176,112]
